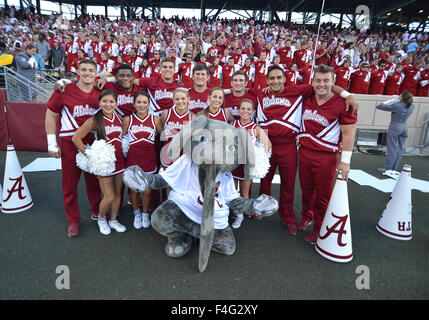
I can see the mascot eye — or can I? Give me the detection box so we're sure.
[199,135,208,143]
[226,144,235,152]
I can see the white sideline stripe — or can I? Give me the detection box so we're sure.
[348,169,429,193]
[22,158,62,172]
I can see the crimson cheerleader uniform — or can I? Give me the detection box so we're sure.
[298,94,357,234]
[208,108,229,122]
[126,113,158,174]
[161,107,193,167]
[102,112,126,176]
[46,82,101,224]
[250,84,313,225]
[230,120,257,180]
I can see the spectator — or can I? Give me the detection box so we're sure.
[376,92,415,175]
[35,33,51,69]
[49,40,66,78]
[15,43,37,101]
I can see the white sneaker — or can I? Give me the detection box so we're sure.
[383,170,400,180]
[232,214,244,229]
[133,214,142,229]
[98,219,111,235]
[142,213,151,228]
[108,220,127,233]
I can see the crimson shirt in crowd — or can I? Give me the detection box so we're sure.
[349,69,371,94]
[334,67,353,90]
[384,72,404,95]
[276,46,294,68]
[400,65,421,95]
[369,70,388,95]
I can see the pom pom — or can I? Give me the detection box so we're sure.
[76,149,90,172]
[76,140,116,176]
[86,139,116,176]
[122,133,131,157]
[250,140,271,179]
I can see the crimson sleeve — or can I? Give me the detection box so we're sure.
[138,77,150,89]
[46,91,63,113]
[339,104,358,125]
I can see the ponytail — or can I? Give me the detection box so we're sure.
[401,91,413,108]
[92,109,107,140]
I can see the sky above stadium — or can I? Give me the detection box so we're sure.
[3,0,344,24]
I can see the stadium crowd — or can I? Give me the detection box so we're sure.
[1,4,429,96]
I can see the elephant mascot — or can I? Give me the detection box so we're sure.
[123,116,278,272]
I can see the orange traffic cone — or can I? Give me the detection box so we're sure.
[1,145,33,214]
[315,174,353,263]
[376,164,412,240]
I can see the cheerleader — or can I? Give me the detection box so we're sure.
[72,89,127,235]
[160,88,196,168]
[196,87,234,123]
[230,99,271,228]
[122,91,163,229]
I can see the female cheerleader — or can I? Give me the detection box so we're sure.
[196,87,234,123]
[122,91,163,229]
[160,88,196,167]
[230,99,271,228]
[72,89,127,235]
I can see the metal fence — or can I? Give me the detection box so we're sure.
[0,66,55,103]
[414,113,429,149]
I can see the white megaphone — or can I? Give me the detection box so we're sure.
[1,145,33,214]
[376,164,412,240]
[315,174,353,263]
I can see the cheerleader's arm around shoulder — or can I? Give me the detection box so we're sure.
[72,118,95,156]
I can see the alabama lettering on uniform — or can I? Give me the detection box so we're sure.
[163,107,192,143]
[126,112,158,173]
[47,82,100,142]
[299,94,357,153]
[104,82,144,117]
[188,88,210,114]
[128,113,157,146]
[251,84,314,138]
[139,76,180,116]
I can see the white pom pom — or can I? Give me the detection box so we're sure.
[76,150,90,172]
[250,140,271,179]
[122,133,131,157]
[86,139,116,176]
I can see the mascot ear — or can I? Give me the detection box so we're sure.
[236,127,255,180]
[168,115,208,159]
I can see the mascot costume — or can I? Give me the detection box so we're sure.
[123,116,278,272]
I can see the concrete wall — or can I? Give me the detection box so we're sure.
[355,94,429,150]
